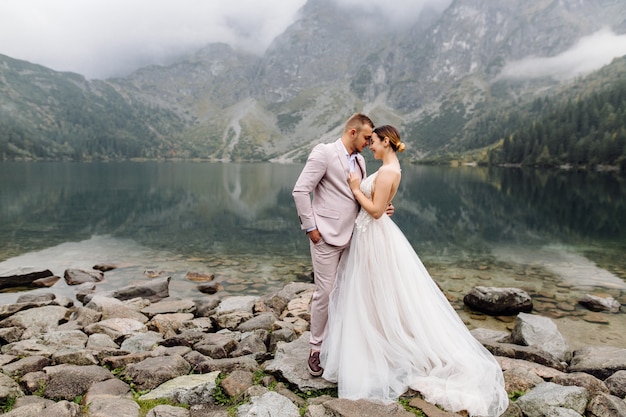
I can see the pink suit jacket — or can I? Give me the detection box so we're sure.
[293,138,366,247]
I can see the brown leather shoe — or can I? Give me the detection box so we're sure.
[307,350,323,377]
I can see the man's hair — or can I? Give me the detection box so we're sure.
[344,113,374,133]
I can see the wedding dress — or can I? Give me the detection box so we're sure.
[320,170,509,417]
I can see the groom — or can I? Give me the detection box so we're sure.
[292,113,374,377]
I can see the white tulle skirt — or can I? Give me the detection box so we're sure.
[320,211,509,417]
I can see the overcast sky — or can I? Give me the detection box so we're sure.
[0,0,450,80]
[1,0,623,81]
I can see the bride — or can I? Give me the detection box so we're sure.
[319,125,509,416]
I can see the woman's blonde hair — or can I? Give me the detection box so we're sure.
[373,125,405,153]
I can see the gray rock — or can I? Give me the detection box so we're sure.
[109,276,171,302]
[550,372,609,397]
[568,346,626,380]
[236,391,300,417]
[322,397,415,417]
[193,355,260,374]
[268,327,297,352]
[84,295,149,323]
[43,364,113,401]
[67,306,102,328]
[0,326,24,343]
[148,313,195,339]
[3,400,82,417]
[141,297,196,317]
[20,371,48,394]
[230,333,267,359]
[604,370,626,398]
[52,349,99,366]
[139,372,220,405]
[120,331,164,353]
[0,305,69,336]
[214,311,253,330]
[86,396,140,417]
[0,372,24,401]
[193,297,221,317]
[578,294,621,313]
[1,355,51,377]
[64,268,104,285]
[510,313,571,362]
[86,333,119,350]
[84,318,148,341]
[194,333,239,359]
[1,338,57,357]
[236,312,278,332]
[585,392,626,417]
[216,296,257,315]
[15,293,56,303]
[463,286,533,315]
[264,332,335,391]
[482,341,567,371]
[42,329,89,351]
[516,382,589,417]
[146,404,191,417]
[470,327,511,344]
[83,377,133,404]
[124,354,191,391]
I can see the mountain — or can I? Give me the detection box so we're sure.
[1,0,626,162]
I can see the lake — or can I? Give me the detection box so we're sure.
[1,161,625,347]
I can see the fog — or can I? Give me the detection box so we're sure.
[499,28,626,81]
[0,0,451,79]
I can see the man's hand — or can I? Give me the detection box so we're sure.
[386,202,395,217]
[307,228,322,244]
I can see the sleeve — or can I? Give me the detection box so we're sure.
[292,145,328,231]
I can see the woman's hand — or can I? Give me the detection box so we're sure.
[348,172,361,193]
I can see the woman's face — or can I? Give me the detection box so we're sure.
[369,132,385,159]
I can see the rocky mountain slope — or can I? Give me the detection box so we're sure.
[1,0,625,161]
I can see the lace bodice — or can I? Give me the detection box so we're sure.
[355,172,377,232]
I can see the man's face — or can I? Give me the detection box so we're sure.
[354,125,373,153]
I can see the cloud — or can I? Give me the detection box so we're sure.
[499,28,626,81]
[0,0,307,79]
[332,0,452,25]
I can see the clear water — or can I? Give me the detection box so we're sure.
[1,161,625,340]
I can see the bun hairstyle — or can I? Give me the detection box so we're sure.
[373,125,405,153]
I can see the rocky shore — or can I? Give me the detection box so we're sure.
[0,268,625,417]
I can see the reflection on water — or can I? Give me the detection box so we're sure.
[0,162,625,307]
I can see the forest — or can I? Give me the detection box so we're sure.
[462,80,626,171]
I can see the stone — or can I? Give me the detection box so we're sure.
[221,370,254,399]
[604,370,626,398]
[463,286,533,315]
[568,346,626,380]
[515,382,588,416]
[139,372,220,405]
[510,313,571,362]
[43,364,113,401]
[84,318,148,342]
[64,268,104,285]
[0,269,56,290]
[146,404,191,417]
[264,332,335,391]
[236,391,300,417]
[86,396,140,417]
[579,294,621,313]
[586,392,626,417]
[124,354,191,391]
[550,372,609,397]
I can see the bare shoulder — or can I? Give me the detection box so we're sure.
[377,165,401,178]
